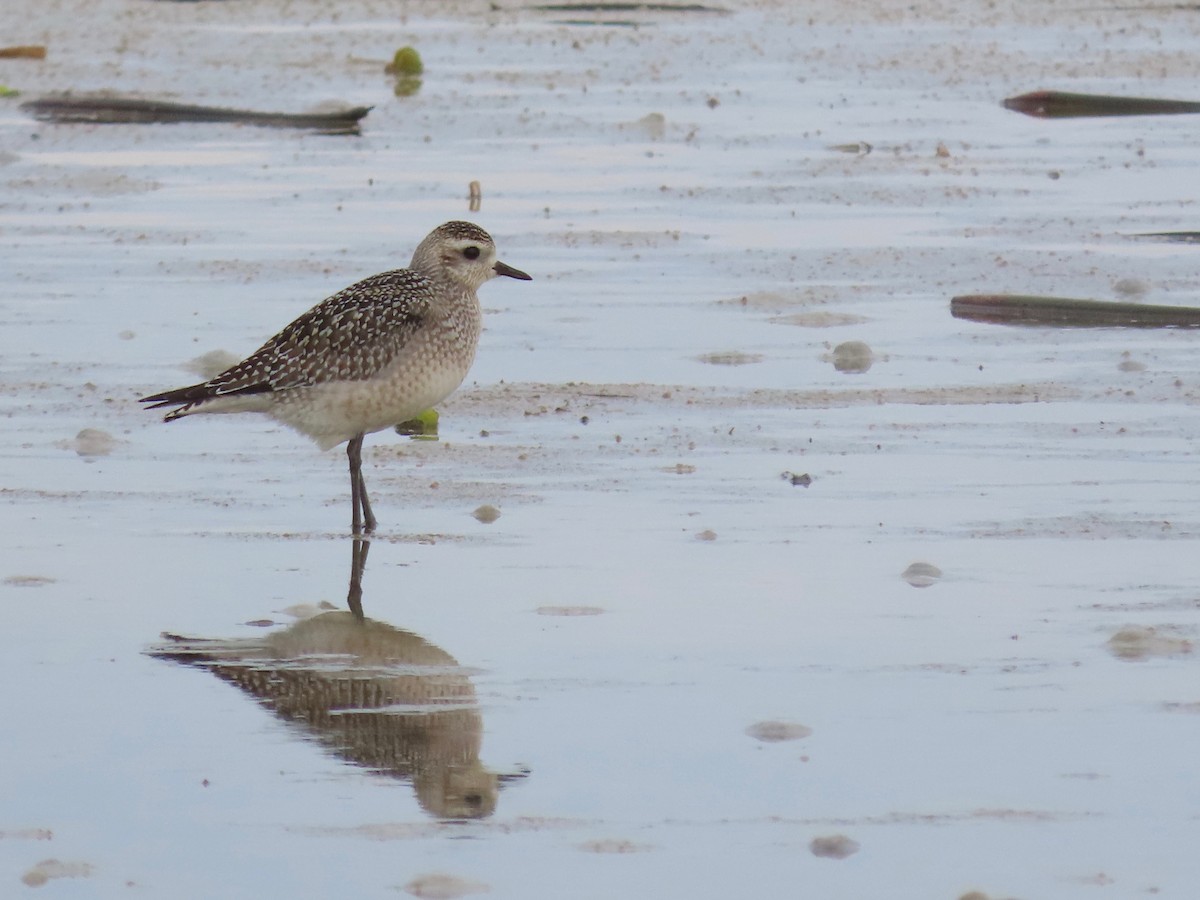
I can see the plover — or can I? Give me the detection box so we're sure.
[141,221,531,534]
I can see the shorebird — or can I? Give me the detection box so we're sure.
[141,221,531,534]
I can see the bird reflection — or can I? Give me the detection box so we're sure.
[148,538,510,819]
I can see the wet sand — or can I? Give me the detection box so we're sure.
[2,0,1199,897]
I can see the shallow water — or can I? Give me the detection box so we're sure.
[2,0,1200,897]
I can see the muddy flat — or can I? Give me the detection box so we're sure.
[2,0,1199,897]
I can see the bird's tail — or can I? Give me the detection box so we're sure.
[139,383,211,420]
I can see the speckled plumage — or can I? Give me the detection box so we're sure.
[141,221,531,533]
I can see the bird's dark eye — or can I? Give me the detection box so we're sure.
[463,246,481,260]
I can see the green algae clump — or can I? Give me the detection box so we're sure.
[385,47,424,77]
[395,407,439,438]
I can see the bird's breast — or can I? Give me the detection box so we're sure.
[271,312,480,450]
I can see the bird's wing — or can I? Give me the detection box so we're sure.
[142,269,433,408]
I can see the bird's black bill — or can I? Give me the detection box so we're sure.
[493,260,532,281]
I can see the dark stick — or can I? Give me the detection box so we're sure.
[21,95,371,133]
[951,293,1200,328]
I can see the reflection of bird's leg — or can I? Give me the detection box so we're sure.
[347,433,377,534]
[348,536,370,621]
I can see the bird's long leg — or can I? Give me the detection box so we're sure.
[359,463,377,534]
[347,434,377,534]
[348,435,361,534]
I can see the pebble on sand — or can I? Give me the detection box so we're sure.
[829,340,874,373]
[1113,277,1149,298]
[902,562,942,588]
[21,859,94,887]
[3,574,56,587]
[809,834,860,859]
[472,504,501,524]
[1106,625,1193,661]
[578,838,653,853]
[401,873,489,900]
[536,605,604,616]
[745,720,812,742]
[60,427,115,458]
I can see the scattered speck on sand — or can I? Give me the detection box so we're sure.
[3,575,56,587]
[186,349,242,380]
[280,601,338,620]
[1162,701,1200,714]
[695,350,764,366]
[400,873,489,900]
[58,427,116,458]
[717,291,867,328]
[745,720,812,743]
[578,838,653,853]
[1106,625,1193,661]
[536,605,604,616]
[828,141,872,156]
[0,828,52,840]
[620,112,665,140]
[292,822,434,841]
[771,310,867,327]
[471,504,501,524]
[902,562,942,588]
[1116,353,1146,372]
[809,834,860,859]
[828,340,875,374]
[21,859,94,887]
[716,290,801,310]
